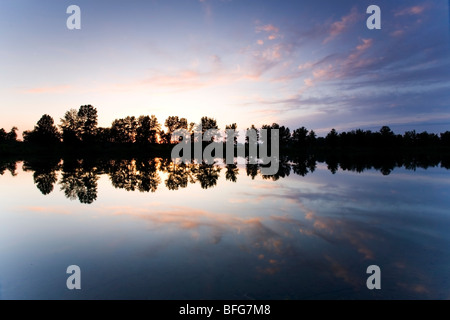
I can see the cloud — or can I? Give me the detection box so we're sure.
[24,206,72,215]
[312,64,333,80]
[395,5,426,16]
[323,7,361,43]
[298,62,313,70]
[200,0,213,22]
[255,23,281,42]
[24,85,72,94]
[355,38,373,52]
[304,78,314,87]
[390,29,405,37]
[255,24,279,34]
[210,54,222,69]
[111,62,246,93]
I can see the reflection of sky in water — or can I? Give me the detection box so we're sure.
[0,163,449,299]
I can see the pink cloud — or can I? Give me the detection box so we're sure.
[323,7,361,43]
[24,206,72,215]
[298,62,313,70]
[255,24,279,34]
[395,5,426,16]
[311,64,334,82]
[390,29,405,37]
[356,38,373,51]
[262,44,282,60]
[24,85,72,94]
[255,23,281,42]
[345,38,374,64]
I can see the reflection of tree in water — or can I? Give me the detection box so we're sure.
[325,156,339,175]
[262,156,291,181]
[225,163,239,182]
[108,159,161,193]
[5,151,450,202]
[292,158,308,177]
[23,158,61,195]
[246,161,259,180]
[162,161,193,191]
[35,170,58,195]
[192,161,221,189]
[109,159,139,191]
[136,159,160,192]
[306,156,316,173]
[59,159,99,204]
[441,158,450,169]
[0,160,17,177]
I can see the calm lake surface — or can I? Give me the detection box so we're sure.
[0,158,449,299]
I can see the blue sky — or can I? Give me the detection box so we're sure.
[0,0,449,136]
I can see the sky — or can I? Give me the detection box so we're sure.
[0,0,449,137]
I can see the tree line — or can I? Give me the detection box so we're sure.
[1,104,450,150]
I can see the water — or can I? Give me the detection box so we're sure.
[0,158,449,299]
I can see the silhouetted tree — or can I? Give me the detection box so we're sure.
[78,105,98,143]
[245,124,259,152]
[379,126,396,147]
[23,114,61,144]
[198,116,219,142]
[292,127,308,147]
[111,116,137,143]
[225,123,238,145]
[441,131,450,147]
[165,116,188,143]
[307,130,316,146]
[416,131,439,147]
[137,115,161,144]
[159,130,172,144]
[59,105,98,144]
[403,130,417,147]
[279,126,291,147]
[0,127,18,143]
[0,128,6,142]
[261,123,290,148]
[60,109,81,144]
[5,127,18,142]
[325,128,339,147]
[96,127,113,143]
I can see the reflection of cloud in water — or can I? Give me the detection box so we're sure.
[325,255,359,287]
[102,204,290,274]
[24,206,72,215]
[102,200,381,281]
